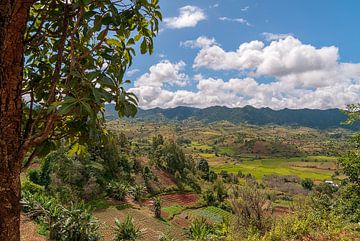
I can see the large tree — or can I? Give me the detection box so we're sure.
[0,0,161,240]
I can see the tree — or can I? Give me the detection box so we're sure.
[153,197,161,218]
[301,178,314,190]
[0,1,162,240]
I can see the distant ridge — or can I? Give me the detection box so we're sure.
[105,104,358,130]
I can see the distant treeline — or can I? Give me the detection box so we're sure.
[105,104,360,130]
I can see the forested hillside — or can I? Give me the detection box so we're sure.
[105,104,359,130]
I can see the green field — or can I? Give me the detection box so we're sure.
[162,205,185,218]
[188,206,234,223]
[211,156,335,180]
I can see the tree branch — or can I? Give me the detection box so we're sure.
[47,4,70,104]
[78,27,108,61]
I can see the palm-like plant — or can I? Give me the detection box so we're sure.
[107,181,129,201]
[129,184,146,202]
[187,218,213,241]
[113,216,143,241]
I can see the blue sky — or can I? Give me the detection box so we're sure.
[126,0,360,110]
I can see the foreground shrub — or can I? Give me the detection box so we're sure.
[107,181,129,201]
[260,209,345,241]
[21,191,100,241]
[113,216,142,241]
[187,218,214,241]
[187,217,233,241]
[231,183,272,236]
[129,184,146,202]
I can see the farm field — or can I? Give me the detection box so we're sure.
[21,119,359,241]
[210,156,336,180]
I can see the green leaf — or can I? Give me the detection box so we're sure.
[140,38,147,54]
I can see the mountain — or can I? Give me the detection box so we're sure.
[105,104,359,130]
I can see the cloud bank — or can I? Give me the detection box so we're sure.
[130,37,360,110]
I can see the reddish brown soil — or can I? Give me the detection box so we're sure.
[20,214,47,241]
[160,193,199,207]
[152,167,178,187]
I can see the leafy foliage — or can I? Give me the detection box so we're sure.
[339,133,360,184]
[231,182,272,236]
[153,197,161,218]
[129,184,146,202]
[113,216,142,241]
[106,181,129,201]
[187,218,214,241]
[301,178,314,190]
[21,191,100,241]
[21,0,162,164]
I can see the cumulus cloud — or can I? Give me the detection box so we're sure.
[164,6,206,29]
[194,36,339,77]
[262,32,294,41]
[180,36,218,49]
[219,17,251,26]
[129,37,360,110]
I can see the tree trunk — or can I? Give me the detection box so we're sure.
[0,1,32,240]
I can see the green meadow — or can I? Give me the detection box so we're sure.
[211,156,335,180]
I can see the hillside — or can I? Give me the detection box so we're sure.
[105,104,358,130]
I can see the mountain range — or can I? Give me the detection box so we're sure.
[105,104,359,130]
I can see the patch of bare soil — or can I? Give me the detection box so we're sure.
[160,193,199,207]
[20,213,47,241]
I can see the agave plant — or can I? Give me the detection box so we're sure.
[113,215,143,241]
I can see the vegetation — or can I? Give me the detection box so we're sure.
[0,0,162,239]
[113,216,142,241]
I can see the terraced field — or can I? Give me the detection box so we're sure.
[95,207,186,241]
[186,206,234,224]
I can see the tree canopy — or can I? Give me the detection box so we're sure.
[22,0,162,160]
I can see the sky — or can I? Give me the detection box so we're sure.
[125,0,360,110]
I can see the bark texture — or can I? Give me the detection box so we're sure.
[0,1,32,240]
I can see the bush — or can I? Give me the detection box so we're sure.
[21,191,100,241]
[22,180,44,194]
[231,183,272,236]
[153,197,161,218]
[113,216,142,241]
[301,178,314,190]
[187,218,213,241]
[129,184,146,202]
[56,203,101,241]
[106,181,129,201]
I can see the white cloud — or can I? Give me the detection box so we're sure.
[164,6,206,29]
[262,32,294,41]
[180,36,218,49]
[128,37,360,110]
[219,16,251,26]
[126,69,140,77]
[241,6,250,11]
[194,36,339,77]
[210,3,219,8]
